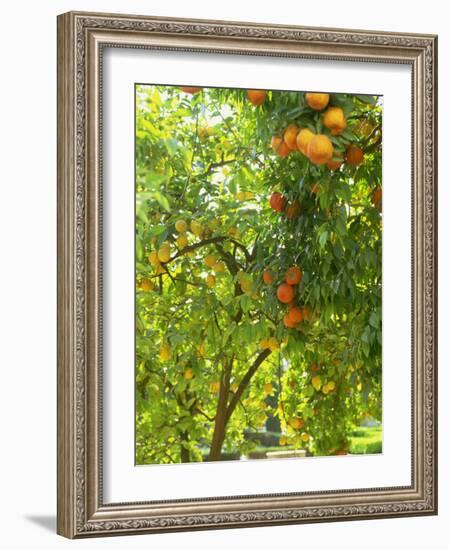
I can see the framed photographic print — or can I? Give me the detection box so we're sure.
[57,11,438,538]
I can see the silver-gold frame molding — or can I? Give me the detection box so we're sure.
[57,11,438,539]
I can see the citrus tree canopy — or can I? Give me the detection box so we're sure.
[135,85,382,464]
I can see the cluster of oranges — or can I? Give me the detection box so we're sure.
[204,254,226,288]
[311,374,336,395]
[267,92,364,169]
[263,265,312,330]
[269,192,301,220]
[180,86,365,170]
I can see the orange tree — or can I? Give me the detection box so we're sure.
[135,85,382,463]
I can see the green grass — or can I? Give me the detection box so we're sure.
[349,425,382,454]
[199,425,382,461]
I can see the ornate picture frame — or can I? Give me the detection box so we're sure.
[57,11,437,538]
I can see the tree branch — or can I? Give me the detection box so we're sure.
[167,236,227,264]
[204,155,238,175]
[225,348,272,422]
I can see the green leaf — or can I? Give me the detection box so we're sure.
[152,191,171,212]
[319,231,329,248]
[356,94,377,105]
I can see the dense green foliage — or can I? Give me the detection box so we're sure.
[135,85,382,464]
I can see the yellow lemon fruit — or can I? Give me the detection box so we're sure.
[157,242,171,263]
[183,368,194,380]
[239,277,252,293]
[210,381,220,393]
[260,338,270,350]
[159,343,171,362]
[268,337,279,351]
[289,417,304,430]
[196,341,206,357]
[176,234,188,249]
[206,274,216,288]
[263,382,273,395]
[311,375,322,391]
[190,220,203,237]
[213,261,225,273]
[204,255,217,268]
[175,219,188,233]
[139,278,154,292]
[148,250,159,266]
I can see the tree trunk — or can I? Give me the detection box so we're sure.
[180,430,190,463]
[208,404,227,461]
[208,359,232,461]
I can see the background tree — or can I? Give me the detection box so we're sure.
[135,84,382,464]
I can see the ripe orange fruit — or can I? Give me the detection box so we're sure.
[247,89,267,106]
[326,154,344,171]
[289,306,303,324]
[296,128,315,155]
[277,283,295,304]
[305,92,330,111]
[307,134,334,165]
[285,201,300,219]
[180,86,202,94]
[285,265,302,285]
[283,124,299,150]
[278,141,291,157]
[270,192,287,212]
[283,311,297,328]
[323,106,347,136]
[346,145,364,166]
[271,136,292,157]
[263,270,273,284]
[271,135,282,152]
[372,187,382,207]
